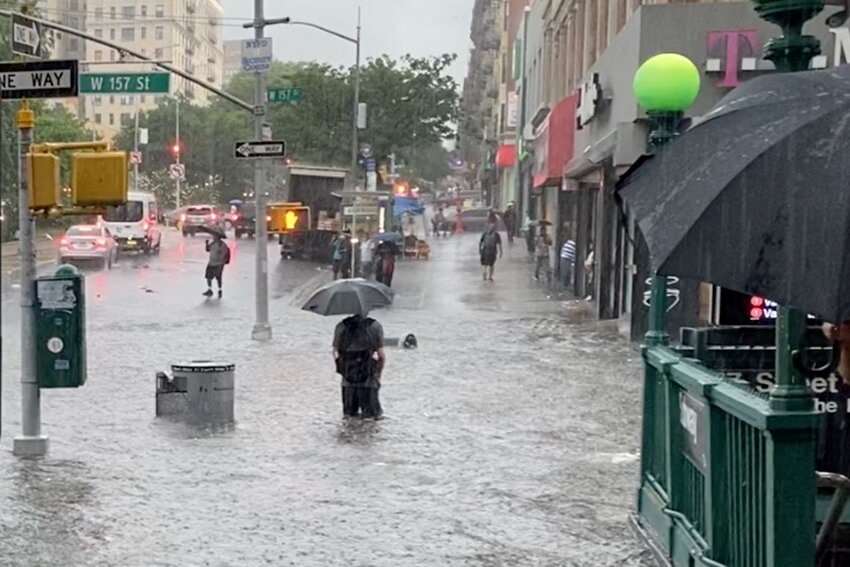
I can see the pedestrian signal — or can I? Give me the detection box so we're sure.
[267,205,310,233]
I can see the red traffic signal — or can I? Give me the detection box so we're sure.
[169,142,182,158]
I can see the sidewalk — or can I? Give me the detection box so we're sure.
[1,237,57,278]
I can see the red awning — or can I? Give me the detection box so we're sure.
[533,94,577,188]
[495,144,517,169]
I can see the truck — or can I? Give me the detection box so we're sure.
[269,165,348,261]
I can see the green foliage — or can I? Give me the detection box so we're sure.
[112,54,459,207]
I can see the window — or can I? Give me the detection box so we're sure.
[155,4,164,17]
[121,27,135,41]
[122,6,135,19]
[94,49,103,61]
[94,7,103,19]
[140,95,147,104]
[93,96,102,105]
[94,29,103,38]
[94,114,102,124]
[140,26,147,40]
[120,113,132,126]
[109,51,116,61]
[110,6,116,19]
[110,29,116,40]
[141,5,148,17]
[155,26,164,40]
[154,48,164,59]
[104,201,144,222]
[69,38,79,51]
[109,96,115,104]
[120,96,132,105]
[109,114,115,126]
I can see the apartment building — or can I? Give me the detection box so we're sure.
[80,0,224,139]
[222,39,242,85]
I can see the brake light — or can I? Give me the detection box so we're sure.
[142,222,149,231]
[210,213,217,221]
[180,214,186,222]
[60,237,70,247]
[95,238,107,247]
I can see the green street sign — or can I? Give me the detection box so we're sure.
[79,72,170,94]
[267,87,302,103]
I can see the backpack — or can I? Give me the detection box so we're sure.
[481,231,499,251]
[335,317,378,383]
[223,245,231,265]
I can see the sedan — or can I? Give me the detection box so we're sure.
[57,224,118,269]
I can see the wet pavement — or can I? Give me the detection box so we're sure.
[1,228,652,566]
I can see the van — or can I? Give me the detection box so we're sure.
[99,191,163,254]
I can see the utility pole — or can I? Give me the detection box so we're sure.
[244,1,288,341]
[13,101,48,457]
[133,110,140,193]
[175,98,181,209]
[350,7,361,183]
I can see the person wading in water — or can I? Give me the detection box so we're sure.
[479,223,503,282]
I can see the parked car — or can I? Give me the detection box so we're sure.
[57,224,118,269]
[180,205,224,237]
[442,207,504,233]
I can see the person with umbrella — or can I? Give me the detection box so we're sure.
[302,279,393,419]
[201,227,230,298]
[479,223,503,282]
[817,321,850,477]
[374,241,397,287]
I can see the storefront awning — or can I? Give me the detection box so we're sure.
[495,144,517,169]
[532,94,577,188]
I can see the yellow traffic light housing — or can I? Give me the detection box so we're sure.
[71,151,128,207]
[28,153,61,211]
[268,204,311,233]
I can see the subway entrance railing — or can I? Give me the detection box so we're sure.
[632,326,849,567]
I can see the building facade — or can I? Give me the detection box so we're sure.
[222,39,242,85]
[77,0,224,139]
[470,0,849,336]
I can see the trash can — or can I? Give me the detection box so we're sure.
[156,360,235,424]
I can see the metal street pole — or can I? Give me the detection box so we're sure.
[133,110,140,193]
[13,100,48,457]
[251,0,272,341]
[175,98,181,209]
[351,7,361,182]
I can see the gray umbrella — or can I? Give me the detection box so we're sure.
[617,65,850,322]
[302,278,393,316]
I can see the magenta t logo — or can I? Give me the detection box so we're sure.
[706,29,759,87]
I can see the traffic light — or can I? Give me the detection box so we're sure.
[169,141,182,159]
[71,151,129,206]
[28,153,61,211]
[267,205,310,233]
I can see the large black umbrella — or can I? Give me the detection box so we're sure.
[302,278,393,316]
[618,65,850,322]
[195,224,227,239]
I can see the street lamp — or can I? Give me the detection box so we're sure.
[631,53,700,344]
[285,8,362,184]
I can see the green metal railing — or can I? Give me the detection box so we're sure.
[636,340,820,567]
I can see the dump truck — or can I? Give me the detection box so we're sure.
[268,165,347,261]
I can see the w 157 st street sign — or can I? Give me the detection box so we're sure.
[234,141,286,159]
[80,72,170,94]
[0,60,79,99]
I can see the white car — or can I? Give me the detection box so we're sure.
[57,224,119,270]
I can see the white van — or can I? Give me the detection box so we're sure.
[100,191,163,254]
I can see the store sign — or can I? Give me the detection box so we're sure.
[706,26,850,87]
[576,73,601,130]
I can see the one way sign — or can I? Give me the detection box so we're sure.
[234,140,286,159]
[12,14,41,58]
[0,60,79,99]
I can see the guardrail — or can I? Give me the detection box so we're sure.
[636,328,824,567]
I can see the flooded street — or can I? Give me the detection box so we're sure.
[1,230,651,566]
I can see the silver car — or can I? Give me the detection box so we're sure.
[58,224,119,270]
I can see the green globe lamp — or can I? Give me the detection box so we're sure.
[633,53,701,151]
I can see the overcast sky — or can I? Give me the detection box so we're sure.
[220,1,475,85]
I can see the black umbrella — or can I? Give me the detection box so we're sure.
[618,65,850,323]
[195,224,227,239]
[302,278,393,316]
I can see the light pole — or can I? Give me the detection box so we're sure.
[631,53,701,346]
[285,8,362,181]
[243,2,290,342]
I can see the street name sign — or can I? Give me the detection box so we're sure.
[234,141,286,159]
[241,37,273,73]
[267,88,302,103]
[0,60,79,99]
[12,14,41,57]
[80,72,170,94]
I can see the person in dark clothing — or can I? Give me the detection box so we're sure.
[203,233,230,298]
[479,223,503,282]
[503,202,517,244]
[374,243,396,287]
[333,314,386,418]
[816,321,850,477]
